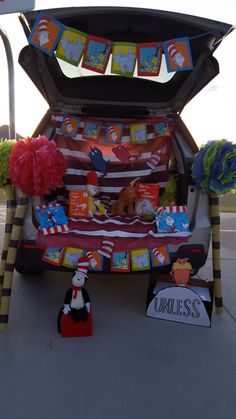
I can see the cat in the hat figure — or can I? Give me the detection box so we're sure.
[57,255,93,337]
[86,171,106,216]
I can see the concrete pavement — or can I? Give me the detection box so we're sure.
[0,208,235,419]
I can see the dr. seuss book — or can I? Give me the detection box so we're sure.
[36,203,69,235]
[155,205,190,235]
[135,183,160,220]
[42,247,65,266]
[69,190,89,217]
[62,247,85,269]
[111,251,130,273]
[131,248,150,271]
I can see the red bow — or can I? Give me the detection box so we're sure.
[72,285,82,299]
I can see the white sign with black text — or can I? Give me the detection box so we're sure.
[147,285,211,327]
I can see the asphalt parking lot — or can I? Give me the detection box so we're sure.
[0,207,236,419]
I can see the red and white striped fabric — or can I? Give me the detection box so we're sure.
[146,149,162,170]
[159,205,187,213]
[42,224,70,235]
[51,115,172,206]
[97,238,115,258]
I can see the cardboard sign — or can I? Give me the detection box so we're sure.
[0,0,35,14]
[147,284,211,327]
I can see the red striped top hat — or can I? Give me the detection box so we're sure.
[167,40,178,61]
[87,171,98,186]
[86,250,97,268]
[76,256,89,275]
[108,125,118,142]
[146,149,161,169]
[98,238,115,258]
[152,248,160,259]
[38,16,50,32]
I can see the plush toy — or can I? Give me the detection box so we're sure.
[111,178,139,216]
[86,171,106,217]
[57,255,93,337]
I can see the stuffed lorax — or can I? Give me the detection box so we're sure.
[86,171,106,217]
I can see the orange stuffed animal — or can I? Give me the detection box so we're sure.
[111,178,139,216]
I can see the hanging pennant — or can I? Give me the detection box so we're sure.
[42,247,65,266]
[105,123,123,144]
[131,248,150,271]
[150,246,170,267]
[130,123,147,144]
[56,27,87,66]
[83,120,100,141]
[163,37,193,72]
[61,115,80,138]
[87,251,104,271]
[153,120,174,138]
[81,35,112,74]
[111,42,137,77]
[62,247,85,269]
[137,42,162,76]
[111,251,131,273]
[28,12,64,56]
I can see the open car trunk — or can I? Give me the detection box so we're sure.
[15,7,234,274]
[19,7,234,115]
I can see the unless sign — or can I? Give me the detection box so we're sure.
[146,285,211,327]
[0,0,35,14]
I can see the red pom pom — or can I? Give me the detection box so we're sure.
[10,135,66,196]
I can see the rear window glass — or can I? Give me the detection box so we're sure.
[56,53,175,83]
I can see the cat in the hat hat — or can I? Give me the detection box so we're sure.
[57,255,91,333]
[37,16,50,47]
[86,171,106,216]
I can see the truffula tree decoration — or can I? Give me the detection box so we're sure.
[0,135,66,330]
[0,139,17,302]
[192,139,236,313]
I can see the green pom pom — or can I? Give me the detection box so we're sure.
[0,139,16,188]
[159,174,177,206]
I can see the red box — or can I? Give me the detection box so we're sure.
[60,312,93,337]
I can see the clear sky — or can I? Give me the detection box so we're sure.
[0,0,235,145]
